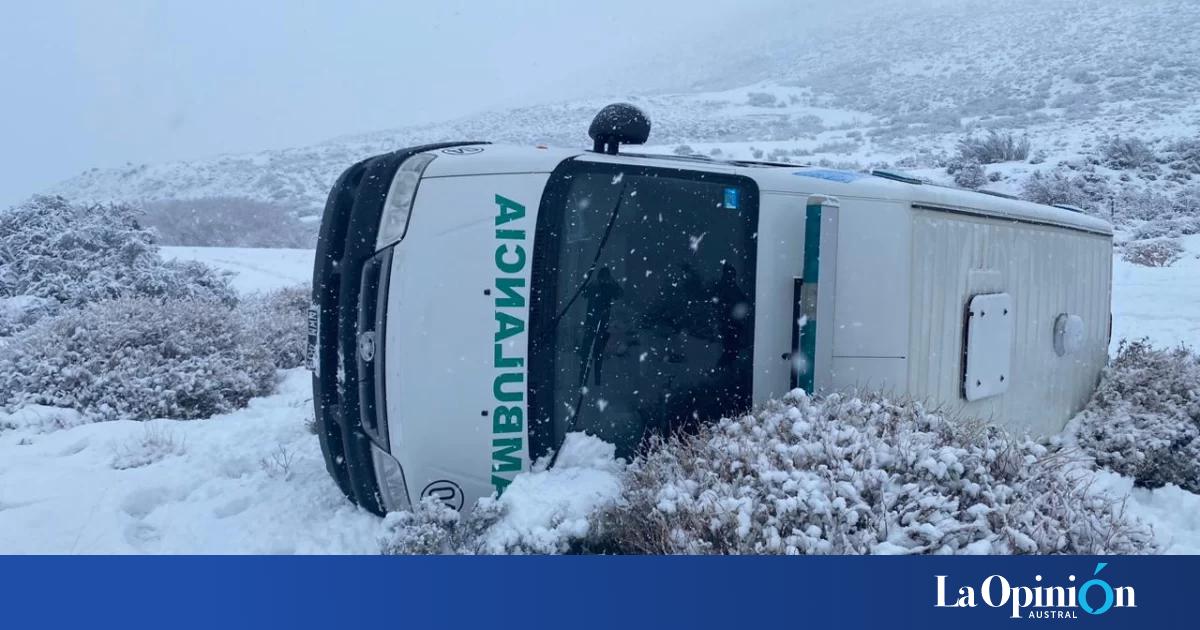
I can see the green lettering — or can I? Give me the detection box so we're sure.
[492,405,524,433]
[491,474,513,494]
[494,276,526,308]
[495,244,526,273]
[494,311,525,342]
[493,372,524,402]
[492,437,523,472]
[494,342,523,368]
[496,228,525,240]
[494,195,526,226]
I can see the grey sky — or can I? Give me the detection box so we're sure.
[0,0,795,208]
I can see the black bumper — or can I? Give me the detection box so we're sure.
[310,141,487,516]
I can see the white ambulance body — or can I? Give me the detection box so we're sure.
[310,106,1112,514]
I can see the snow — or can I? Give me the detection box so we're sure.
[161,246,314,294]
[1091,471,1200,555]
[480,433,623,554]
[1111,234,1200,352]
[0,370,384,553]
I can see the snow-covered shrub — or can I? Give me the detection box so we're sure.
[957,130,1030,164]
[0,297,276,421]
[141,197,314,248]
[110,424,184,469]
[746,92,778,108]
[1131,216,1200,240]
[238,284,310,369]
[1021,167,1112,214]
[813,140,860,155]
[586,392,1157,555]
[1100,135,1157,170]
[0,296,57,336]
[0,196,236,308]
[1076,340,1200,493]
[953,162,988,189]
[381,498,504,555]
[1162,138,1200,177]
[1121,238,1183,267]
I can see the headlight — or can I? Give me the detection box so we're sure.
[371,444,411,512]
[376,152,436,251]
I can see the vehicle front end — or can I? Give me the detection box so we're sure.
[309,142,572,514]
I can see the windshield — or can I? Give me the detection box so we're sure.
[529,161,759,461]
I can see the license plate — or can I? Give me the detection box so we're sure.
[306,301,320,374]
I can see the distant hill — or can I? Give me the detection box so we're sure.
[47,0,1200,227]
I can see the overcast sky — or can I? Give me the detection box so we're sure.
[0,0,800,208]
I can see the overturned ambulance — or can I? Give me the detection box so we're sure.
[309,104,1113,515]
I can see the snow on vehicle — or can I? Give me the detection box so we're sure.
[309,104,1113,515]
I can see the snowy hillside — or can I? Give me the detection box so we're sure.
[45,0,1200,220]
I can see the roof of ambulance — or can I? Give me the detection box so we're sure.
[421,143,1113,236]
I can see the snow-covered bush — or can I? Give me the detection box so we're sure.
[1019,166,1163,220]
[587,392,1157,555]
[957,130,1030,164]
[1100,135,1157,170]
[953,162,988,189]
[381,498,503,555]
[141,197,314,248]
[1121,238,1183,267]
[1076,340,1200,493]
[0,296,57,337]
[1162,138,1200,178]
[0,196,236,308]
[1131,216,1200,240]
[0,297,276,421]
[813,140,860,155]
[746,92,778,108]
[238,284,310,369]
[383,396,1157,555]
[110,424,184,469]
[1022,169,1096,209]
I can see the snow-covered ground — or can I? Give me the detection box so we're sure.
[1111,234,1200,353]
[162,246,313,294]
[0,370,383,553]
[1,242,1198,554]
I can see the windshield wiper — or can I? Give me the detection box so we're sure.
[538,181,628,339]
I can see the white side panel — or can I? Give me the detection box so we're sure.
[385,173,549,512]
[907,208,1112,435]
[751,192,808,402]
[830,357,907,396]
[831,198,911,360]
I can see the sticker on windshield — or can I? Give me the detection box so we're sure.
[723,187,740,209]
